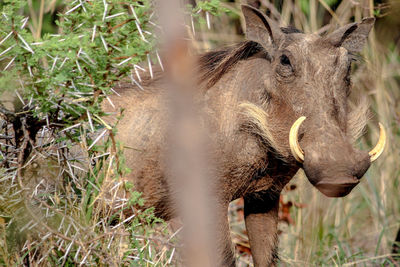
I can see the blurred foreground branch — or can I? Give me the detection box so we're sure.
[157,0,218,266]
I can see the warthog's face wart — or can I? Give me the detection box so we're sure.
[242,6,385,197]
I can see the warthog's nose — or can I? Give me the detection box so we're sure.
[302,148,371,198]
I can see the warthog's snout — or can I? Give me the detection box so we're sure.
[303,150,371,197]
[289,117,386,197]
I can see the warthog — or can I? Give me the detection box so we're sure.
[104,5,386,266]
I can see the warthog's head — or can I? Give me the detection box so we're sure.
[241,5,385,197]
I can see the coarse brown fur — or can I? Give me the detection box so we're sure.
[103,5,377,266]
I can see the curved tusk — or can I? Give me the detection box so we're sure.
[289,116,306,163]
[369,122,386,162]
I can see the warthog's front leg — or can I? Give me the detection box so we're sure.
[244,190,280,267]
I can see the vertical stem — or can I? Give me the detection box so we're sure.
[27,0,38,31]
[310,0,317,32]
[36,0,45,40]
[281,0,292,27]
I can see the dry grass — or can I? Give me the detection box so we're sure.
[0,128,179,265]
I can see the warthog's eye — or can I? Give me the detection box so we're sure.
[280,55,291,66]
[277,54,294,79]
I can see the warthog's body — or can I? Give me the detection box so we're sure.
[104,6,380,266]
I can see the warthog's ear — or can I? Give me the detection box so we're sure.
[241,5,284,55]
[326,17,375,53]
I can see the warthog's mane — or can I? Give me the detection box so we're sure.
[198,41,264,88]
[198,26,302,89]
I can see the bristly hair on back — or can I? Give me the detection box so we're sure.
[198,41,265,89]
[198,27,303,89]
